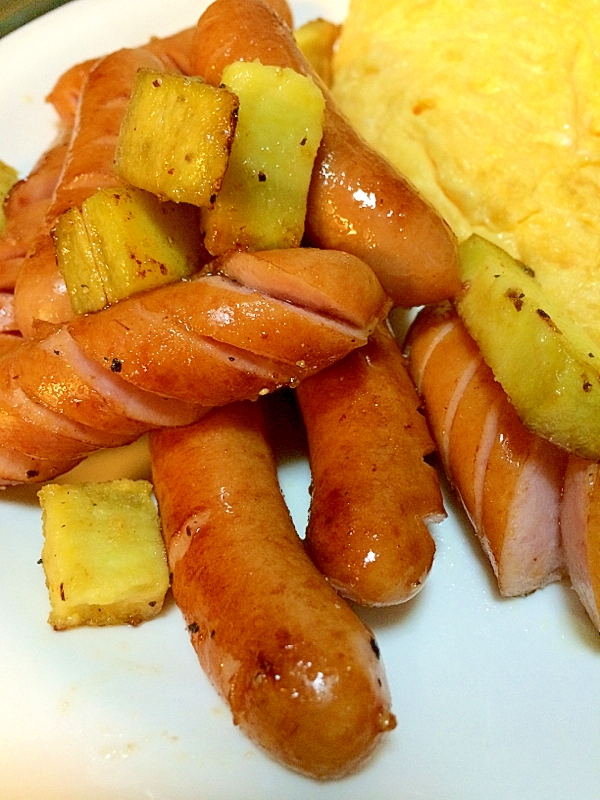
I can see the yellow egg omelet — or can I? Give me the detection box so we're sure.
[332,0,600,342]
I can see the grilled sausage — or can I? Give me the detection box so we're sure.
[150,401,396,779]
[297,323,443,606]
[405,303,566,596]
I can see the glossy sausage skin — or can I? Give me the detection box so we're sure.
[0,133,70,291]
[150,401,396,780]
[406,303,566,597]
[0,247,390,484]
[192,0,460,308]
[45,27,196,127]
[297,323,444,606]
[260,0,294,27]
[561,456,600,632]
[45,58,99,128]
[146,27,196,73]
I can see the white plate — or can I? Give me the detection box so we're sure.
[1,1,600,798]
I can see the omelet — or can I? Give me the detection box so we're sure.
[332,0,600,343]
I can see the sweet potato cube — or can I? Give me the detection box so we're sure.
[53,206,107,314]
[0,160,18,233]
[201,60,325,254]
[39,479,170,630]
[294,18,340,87]
[54,185,201,314]
[115,69,238,206]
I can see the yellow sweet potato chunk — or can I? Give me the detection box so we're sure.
[53,206,107,314]
[115,69,238,206]
[294,18,340,87]
[201,60,325,254]
[0,159,18,233]
[54,185,202,314]
[39,479,170,630]
[457,235,600,459]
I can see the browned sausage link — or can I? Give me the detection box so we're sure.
[0,247,390,484]
[405,303,566,597]
[46,28,196,124]
[296,323,444,606]
[146,27,196,74]
[45,58,99,128]
[561,456,600,632]
[0,132,70,291]
[150,401,396,780]
[192,0,460,308]
[261,0,294,27]
[14,46,174,339]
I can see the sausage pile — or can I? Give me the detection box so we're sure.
[0,0,471,782]
[7,0,600,784]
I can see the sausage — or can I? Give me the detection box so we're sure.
[0,293,17,333]
[263,0,294,27]
[150,401,396,779]
[45,58,99,128]
[45,28,196,127]
[296,323,444,606]
[0,247,390,483]
[561,456,600,632]
[191,0,460,308]
[68,248,389,399]
[0,333,20,357]
[405,303,566,596]
[0,133,70,291]
[146,27,196,74]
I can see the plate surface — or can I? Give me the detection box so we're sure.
[1,1,600,798]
